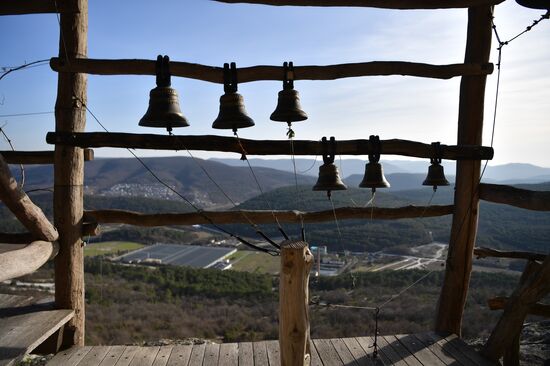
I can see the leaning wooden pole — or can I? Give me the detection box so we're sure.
[53,0,88,346]
[435,5,493,336]
[279,240,314,366]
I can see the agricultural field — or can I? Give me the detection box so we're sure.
[84,241,144,257]
[229,251,280,274]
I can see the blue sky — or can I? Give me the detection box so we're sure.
[1,1,549,166]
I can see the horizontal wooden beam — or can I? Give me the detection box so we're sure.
[0,0,77,16]
[474,247,547,262]
[46,132,494,160]
[0,224,98,244]
[479,183,550,211]
[0,149,94,165]
[213,0,503,9]
[0,241,58,282]
[0,154,58,241]
[50,58,493,82]
[83,205,453,226]
[487,296,550,318]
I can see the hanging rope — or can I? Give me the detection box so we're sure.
[80,99,278,256]
[234,132,288,242]
[290,136,307,241]
[0,60,50,82]
[0,126,25,188]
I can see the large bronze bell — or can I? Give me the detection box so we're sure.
[312,163,347,193]
[423,160,450,190]
[212,92,255,131]
[515,0,550,9]
[139,55,189,132]
[359,162,390,191]
[212,62,254,133]
[270,62,308,123]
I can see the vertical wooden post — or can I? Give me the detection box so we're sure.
[279,240,314,366]
[54,0,88,347]
[435,5,493,336]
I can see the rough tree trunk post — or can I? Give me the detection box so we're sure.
[279,240,314,366]
[483,257,550,363]
[54,0,88,347]
[435,5,493,336]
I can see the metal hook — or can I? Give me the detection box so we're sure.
[283,61,295,90]
[155,55,171,88]
[368,135,381,163]
[321,136,336,164]
[430,142,443,165]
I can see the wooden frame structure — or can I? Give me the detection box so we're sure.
[1,0,548,364]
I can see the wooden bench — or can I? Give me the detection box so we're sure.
[0,294,74,366]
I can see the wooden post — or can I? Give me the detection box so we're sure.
[435,5,493,336]
[53,0,87,346]
[279,240,314,366]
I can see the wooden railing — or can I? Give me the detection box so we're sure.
[212,0,504,9]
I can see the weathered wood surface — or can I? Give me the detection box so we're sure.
[474,247,547,262]
[0,0,78,16]
[45,333,494,365]
[479,183,550,211]
[0,222,98,244]
[50,57,493,81]
[482,256,550,362]
[0,149,93,165]
[53,0,88,347]
[0,294,74,366]
[84,205,453,227]
[0,240,58,282]
[213,0,504,9]
[46,132,494,160]
[279,241,313,366]
[487,296,550,318]
[0,155,58,241]
[436,5,493,336]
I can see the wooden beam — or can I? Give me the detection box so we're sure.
[0,149,93,165]
[0,154,58,241]
[83,205,453,226]
[279,240,313,366]
[479,183,550,211]
[0,0,77,16]
[482,257,550,361]
[213,0,504,10]
[46,132,494,160]
[0,241,58,282]
[0,224,99,244]
[474,247,547,262]
[436,5,493,336]
[53,0,87,347]
[50,57,493,82]
[487,297,550,318]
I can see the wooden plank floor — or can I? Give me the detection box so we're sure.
[46,332,496,366]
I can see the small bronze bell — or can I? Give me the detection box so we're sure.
[313,137,346,197]
[515,0,550,9]
[212,92,255,131]
[313,163,347,193]
[212,63,254,133]
[423,142,449,191]
[139,55,189,133]
[359,162,390,190]
[270,62,308,123]
[423,161,450,190]
[359,135,390,192]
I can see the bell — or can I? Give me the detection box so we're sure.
[139,86,189,130]
[270,88,308,123]
[423,161,450,189]
[312,163,347,192]
[212,92,255,131]
[359,162,390,190]
[515,0,550,9]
